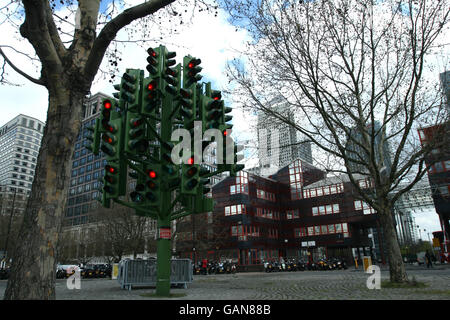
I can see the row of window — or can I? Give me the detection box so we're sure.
[71,160,105,178]
[230,184,248,195]
[256,189,276,202]
[255,208,281,220]
[225,202,374,218]
[224,204,246,216]
[428,160,450,174]
[294,223,349,238]
[231,225,278,240]
[312,203,340,216]
[303,183,344,199]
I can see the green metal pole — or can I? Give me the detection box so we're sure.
[155,73,174,297]
[155,210,171,296]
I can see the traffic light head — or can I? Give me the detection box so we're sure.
[183,56,202,88]
[100,118,122,161]
[202,96,222,130]
[102,163,120,199]
[100,99,114,133]
[141,77,161,116]
[124,112,149,155]
[114,69,141,111]
[181,156,199,195]
[85,119,101,155]
[144,164,161,206]
[146,47,162,76]
[158,47,180,96]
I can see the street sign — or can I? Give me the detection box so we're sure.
[159,228,171,240]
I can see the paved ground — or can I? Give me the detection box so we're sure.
[1,264,450,300]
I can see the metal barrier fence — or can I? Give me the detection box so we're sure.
[117,258,193,290]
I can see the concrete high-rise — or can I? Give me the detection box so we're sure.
[257,96,312,177]
[345,121,392,175]
[0,114,45,215]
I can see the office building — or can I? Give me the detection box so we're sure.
[345,121,392,175]
[0,114,44,215]
[257,96,312,177]
[176,158,387,269]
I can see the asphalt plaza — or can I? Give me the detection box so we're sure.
[1,264,449,300]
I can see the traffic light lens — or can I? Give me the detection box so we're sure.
[105,165,116,173]
[148,82,157,90]
[187,167,198,176]
[188,157,194,165]
[103,101,112,109]
[148,170,156,179]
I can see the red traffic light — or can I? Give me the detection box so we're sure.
[147,81,157,91]
[148,48,158,57]
[105,165,116,174]
[188,58,201,69]
[148,170,157,179]
[103,100,112,109]
[187,156,194,165]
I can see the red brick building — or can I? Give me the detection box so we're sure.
[176,159,386,270]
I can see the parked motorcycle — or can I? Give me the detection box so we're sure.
[264,261,274,273]
[216,262,225,274]
[307,260,317,271]
[297,259,306,271]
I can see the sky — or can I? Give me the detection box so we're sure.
[0,0,443,237]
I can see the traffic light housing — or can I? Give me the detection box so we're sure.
[144,164,161,207]
[181,155,199,195]
[86,118,101,155]
[146,47,162,76]
[124,112,148,155]
[183,56,202,87]
[100,118,123,161]
[163,49,180,95]
[113,69,141,111]
[201,95,222,130]
[99,99,115,134]
[103,163,120,198]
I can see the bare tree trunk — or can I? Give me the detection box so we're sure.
[378,199,408,283]
[4,86,84,300]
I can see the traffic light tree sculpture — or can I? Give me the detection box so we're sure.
[86,45,243,296]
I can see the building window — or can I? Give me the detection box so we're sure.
[299,223,349,238]
[230,171,249,195]
[354,200,376,215]
[224,204,246,216]
[312,203,340,216]
[303,183,344,198]
[286,209,299,219]
[256,189,276,201]
[289,160,303,200]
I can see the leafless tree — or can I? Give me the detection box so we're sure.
[0,0,218,299]
[223,0,449,283]
[94,205,155,262]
